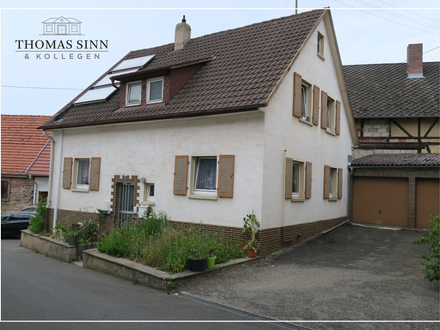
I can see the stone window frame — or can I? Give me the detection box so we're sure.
[1,178,11,202]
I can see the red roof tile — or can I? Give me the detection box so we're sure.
[1,115,52,175]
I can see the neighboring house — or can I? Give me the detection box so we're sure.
[42,16,82,35]
[40,9,358,257]
[343,44,439,159]
[350,153,439,229]
[1,115,52,214]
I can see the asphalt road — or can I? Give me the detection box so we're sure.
[1,238,305,330]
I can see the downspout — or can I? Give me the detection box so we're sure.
[28,175,37,205]
[54,130,64,229]
[43,130,54,209]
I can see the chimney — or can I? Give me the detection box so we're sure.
[174,15,191,50]
[407,44,424,78]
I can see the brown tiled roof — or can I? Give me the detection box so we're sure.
[351,153,440,167]
[343,62,439,118]
[1,115,52,175]
[41,9,326,130]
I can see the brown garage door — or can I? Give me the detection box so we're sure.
[416,178,440,229]
[353,177,408,227]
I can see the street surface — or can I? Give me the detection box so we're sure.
[1,238,303,330]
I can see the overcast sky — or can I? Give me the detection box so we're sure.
[1,0,439,117]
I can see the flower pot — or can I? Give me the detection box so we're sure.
[67,236,78,246]
[187,257,208,272]
[207,256,216,269]
[246,248,257,258]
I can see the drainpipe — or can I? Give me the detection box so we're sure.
[43,130,54,209]
[28,175,37,204]
[53,130,64,228]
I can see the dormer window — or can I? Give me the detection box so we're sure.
[147,77,164,104]
[126,81,142,106]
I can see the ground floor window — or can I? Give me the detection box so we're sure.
[1,179,11,202]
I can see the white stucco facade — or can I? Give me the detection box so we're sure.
[47,12,356,232]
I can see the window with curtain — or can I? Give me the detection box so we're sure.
[77,159,90,185]
[194,157,217,191]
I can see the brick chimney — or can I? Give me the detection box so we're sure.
[174,15,191,50]
[407,44,424,78]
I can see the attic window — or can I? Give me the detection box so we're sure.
[147,77,164,104]
[317,32,325,59]
[126,81,142,106]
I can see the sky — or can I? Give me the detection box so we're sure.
[1,0,439,117]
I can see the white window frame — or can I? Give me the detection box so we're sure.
[327,96,335,133]
[147,183,155,202]
[317,32,325,59]
[72,158,90,192]
[46,25,53,33]
[71,24,78,32]
[292,161,304,199]
[146,77,164,104]
[126,81,142,106]
[329,167,337,199]
[192,156,217,196]
[300,81,312,122]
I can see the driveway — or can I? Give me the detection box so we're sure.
[179,223,440,330]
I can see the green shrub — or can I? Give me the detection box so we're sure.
[97,208,245,273]
[28,200,47,234]
[413,214,440,282]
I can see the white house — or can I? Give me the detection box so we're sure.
[40,9,358,256]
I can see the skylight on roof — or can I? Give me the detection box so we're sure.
[94,69,138,87]
[112,54,155,72]
[74,86,116,105]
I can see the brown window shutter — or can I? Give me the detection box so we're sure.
[293,72,302,118]
[323,165,330,199]
[305,162,312,199]
[62,158,72,189]
[321,91,328,129]
[285,158,293,199]
[174,155,188,195]
[218,155,235,198]
[338,168,343,199]
[89,157,101,191]
[335,100,341,135]
[312,85,320,126]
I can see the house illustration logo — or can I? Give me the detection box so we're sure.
[42,16,83,35]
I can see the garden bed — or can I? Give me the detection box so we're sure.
[83,248,255,291]
[20,229,97,262]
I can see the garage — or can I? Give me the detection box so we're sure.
[353,176,408,226]
[416,178,440,229]
[350,153,439,228]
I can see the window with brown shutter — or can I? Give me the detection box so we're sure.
[323,165,330,199]
[293,73,302,118]
[62,157,73,189]
[218,155,235,198]
[89,157,101,191]
[285,158,293,199]
[338,168,343,199]
[305,162,312,199]
[335,100,341,135]
[312,86,320,126]
[173,155,188,195]
[321,91,328,129]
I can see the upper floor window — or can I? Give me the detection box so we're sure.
[301,80,312,122]
[147,77,164,104]
[317,32,325,59]
[126,81,142,106]
[327,97,335,132]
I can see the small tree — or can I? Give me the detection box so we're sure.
[28,200,47,234]
[413,214,440,282]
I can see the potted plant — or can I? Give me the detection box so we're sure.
[243,214,260,258]
[187,233,208,272]
[207,248,216,269]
